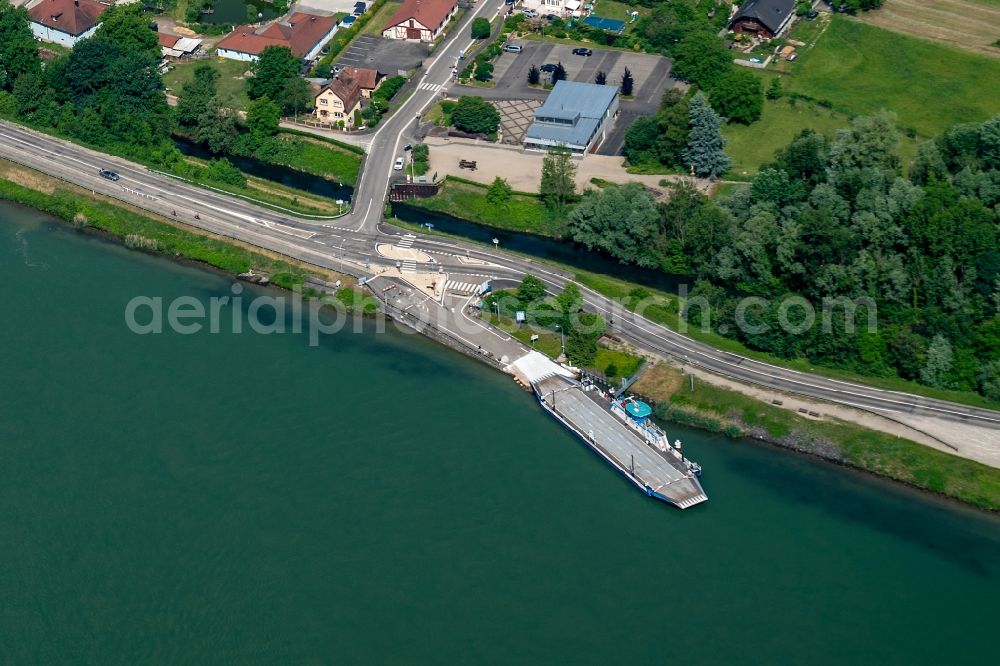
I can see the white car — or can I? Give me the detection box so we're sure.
[394,157,405,170]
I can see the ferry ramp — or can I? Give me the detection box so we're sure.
[535,375,707,509]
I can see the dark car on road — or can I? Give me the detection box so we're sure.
[539,63,557,73]
[572,47,592,56]
[99,169,120,181]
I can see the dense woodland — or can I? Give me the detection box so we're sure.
[572,113,1000,398]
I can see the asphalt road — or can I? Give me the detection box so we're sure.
[1,7,999,432]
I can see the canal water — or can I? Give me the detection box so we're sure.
[393,201,688,293]
[1,202,999,664]
[174,136,355,201]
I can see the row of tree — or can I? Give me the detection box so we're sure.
[571,112,1000,398]
[625,90,730,177]
[0,3,171,159]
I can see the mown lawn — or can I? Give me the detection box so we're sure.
[361,1,401,36]
[163,58,251,111]
[723,96,854,177]
[407,178,568,236]
[282,135,362,184]
[784,16,1000,137]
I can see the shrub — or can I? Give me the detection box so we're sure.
[450,96,500,135]
[471,17,491,39]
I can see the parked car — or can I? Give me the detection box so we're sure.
[403,144,412,151]
[394,157,405,170]
[539,63,557,72]
[503,43,523,53]
[99,168,119,181]
[543,14,558,22]
[571,47,592,56]
[354,1,367,13]
[504,0,515,4]
[806,10,819,19]
[522,9,537,18]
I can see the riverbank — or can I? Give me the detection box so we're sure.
[0,160,376,313]
[633,363,1000,512]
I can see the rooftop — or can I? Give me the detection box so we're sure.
[730,0,796,34]
[525,81,617,147]
[29,0,107,37]
[384,0,457,30]
[217,12,336,57]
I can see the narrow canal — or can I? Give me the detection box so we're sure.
[1,202,998,664]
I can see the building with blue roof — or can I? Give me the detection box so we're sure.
[523,80,619,154]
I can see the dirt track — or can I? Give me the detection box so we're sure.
[861,0,1000,57]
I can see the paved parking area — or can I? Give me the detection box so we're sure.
[335,35,429,76]
[494,99,543,145]
[457,42,674,155]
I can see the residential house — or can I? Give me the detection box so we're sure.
[728,0,796,39]
[216,12,338,62]
[523,80,619,154]
[337,67,383,98]
[382,0,457,42]
[314,72,363,127]
[28,0,107,48]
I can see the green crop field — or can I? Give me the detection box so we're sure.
[784,16,1000,137]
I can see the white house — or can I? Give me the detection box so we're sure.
[28,0,108,48]
[216,13,338,62]
[382,0,457,42]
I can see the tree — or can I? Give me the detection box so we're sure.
[515,275,547,305]
[540,147,576,208]
[684,92,731,178]
[527,65,540,85]
[920,334,954,388]
[245,97,281,138]
[595,71,607,85]
[93,4,160,60]
[175,63,218,129]
[0,0,40,89]
[246,46,300,101]
[279,76,313,114]
[671,30,731,89]
[471,17,490,39]
[709,68,763,124]
[474,62,494,82]
[568,183,660,267]
[486,176,513,205]
[450,96,500,135]
[197,104,239,154]
[623,116,660,165]
[620,67,634,96]
[552,62,567,83]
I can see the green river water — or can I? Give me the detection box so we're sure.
[1,203,999,664]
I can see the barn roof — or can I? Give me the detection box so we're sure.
[730,0,796,35]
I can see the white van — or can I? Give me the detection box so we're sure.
[393,157,405,170]
[503,43,523,53]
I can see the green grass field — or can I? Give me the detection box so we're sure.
[406,178,568,237]
[723,97,853,176]
[163,58,251,112]
[785,16,1000,137]
[361,1,401,36]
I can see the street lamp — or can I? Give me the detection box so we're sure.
[492,237,499,252]
[556,324,565,354]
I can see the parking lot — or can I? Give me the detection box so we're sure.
[335,35,429,76]
[457,42,674,155]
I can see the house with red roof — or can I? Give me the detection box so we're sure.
[314,71,364,128]
[382,0,457,42]
[216,12,338,62]
[28,0,108,48]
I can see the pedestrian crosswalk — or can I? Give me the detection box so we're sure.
[445,280,479,294]
[401,259,417,273]
[397,234,415,248]
[418,82,442,92]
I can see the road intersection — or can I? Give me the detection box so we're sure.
[0,0,998,435]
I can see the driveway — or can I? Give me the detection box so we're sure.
[453,41,674,155]
[336,35,429,76]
